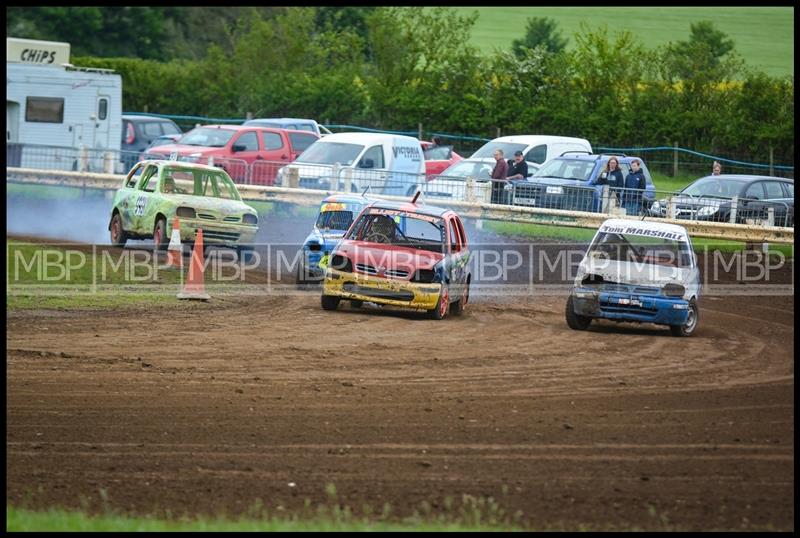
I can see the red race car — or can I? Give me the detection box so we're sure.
[321,194,471,319]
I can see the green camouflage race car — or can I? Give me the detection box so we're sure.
[108,160,259,258]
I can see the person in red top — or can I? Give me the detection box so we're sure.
[491,149,508,179]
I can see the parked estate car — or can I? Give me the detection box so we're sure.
[566,218,701,337]
[243,117,332,137]
[421,140,463,178]
[121,114,182,171]
[420,158,495,203]
[296,194,371,286]
[648,174,794,227]
[143,124,319,185]
[108,160,259,260]
[509,153,656,213]
[321,197,471,319]
[470,135,593,178]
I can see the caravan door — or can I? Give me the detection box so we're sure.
[95,95,111,150]
[6,100,21,166]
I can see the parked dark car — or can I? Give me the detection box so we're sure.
[649,174,794,227]
[121,115,182,171]
[506,153,656,213]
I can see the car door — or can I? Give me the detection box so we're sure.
[259,130,290,163]
[763,180,789,224]
[446,216,469,296]
[117,162,146,230]
[228,130,262,165]
[131,163,161,234]
[356,145,388,191]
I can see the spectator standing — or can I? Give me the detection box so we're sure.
[622,158,646,216]
[491,149,508,179]
[506,150,529,180]
[712,161,722,175]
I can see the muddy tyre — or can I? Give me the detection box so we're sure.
[670,299,699,337]
[450,282,469,316]
[153,218,168,252]
[565,295,592,330]
[109,213,128,248]
[321,295,340,311]
[428,286,450,320]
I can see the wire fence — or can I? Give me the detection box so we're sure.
[9,142,794,229]
[121,111,794,179]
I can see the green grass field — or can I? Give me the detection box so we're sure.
[455,7,794,78]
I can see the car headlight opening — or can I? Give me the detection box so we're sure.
[663,283,686,297]
[242,213,258,225]
[176,206,196,219]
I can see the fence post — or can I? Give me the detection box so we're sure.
[287,167,299,188]
[79,144,89,172]
[103,151,114,174]
[465,176,475,204]
[332,162,341,191]
[342,167,353,193]
[600,185,611,213]
[418,123,423,141]
[246,112,253,121]
[667,196,677,219]
[496,127,501,138]
[766,207,775,227]
[769,147,774,176]
[729,196,738,224]
[673,142,678,177]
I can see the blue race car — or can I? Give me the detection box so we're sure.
[296,194,371,286]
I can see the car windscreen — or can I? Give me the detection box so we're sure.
[423,145,453,160]
[296,141,365,165]
[682,177,746,198]
[316,210,354,231]
[178,128,235,148]
[161,167,241,200]
[533,158,596,181]
[439,160,492,180]
[471,142,527,159]
[346,210,444,253]
[587,232,692,268]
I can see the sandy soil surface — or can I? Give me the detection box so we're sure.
[6,274,794,530]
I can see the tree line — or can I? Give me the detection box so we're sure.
[8,7,794,164]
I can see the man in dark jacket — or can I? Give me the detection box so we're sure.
[622,158,647,216]
[490,149,509,204]
[506,150,528,180]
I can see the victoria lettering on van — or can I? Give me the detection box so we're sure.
[392,146,421,161]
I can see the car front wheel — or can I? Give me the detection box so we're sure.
[153,218,168,252]
[565,295,592,330]
[429,286,450,320]
[670,299,699,337]
[321,294,340,311]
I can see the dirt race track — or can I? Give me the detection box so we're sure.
[6,272,795,530]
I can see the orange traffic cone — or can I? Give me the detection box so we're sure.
[165,216,183,269]
[177,228,210,301]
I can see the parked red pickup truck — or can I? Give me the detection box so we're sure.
[143,124,319,184]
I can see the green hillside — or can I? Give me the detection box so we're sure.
[454,7,794,78]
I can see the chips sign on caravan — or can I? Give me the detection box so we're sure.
[7,37,70,66]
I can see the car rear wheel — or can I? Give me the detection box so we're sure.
[428,286,449,320]
[565,295,592,330]
[450,282,469,316]
[153,218,168,252]
[321,294,340,311]
[109,213,128,248]
[670,299,699,337]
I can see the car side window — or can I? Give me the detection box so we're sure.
[126,163,143,188]
[262,132,284,150]
[161,122,181,135]
[449,219,461,253]
[142,122,162,138]
[235,131,259,152]
[744,183,764,200]
[139,165,159,192]
[784,182,794,198]
[359,145,385,169]
[525,145,547,165]
[455,217,467,248]
[764,181,784,199]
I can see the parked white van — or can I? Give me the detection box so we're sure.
[470,135,593,177]
[277,132,425,196]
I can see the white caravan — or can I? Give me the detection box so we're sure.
[6,37,123,172]
[470,135,593,177]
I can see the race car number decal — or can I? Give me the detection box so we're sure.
[134,195,147,216]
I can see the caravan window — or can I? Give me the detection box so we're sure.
[26,97,64,123]
[98,99,108,120]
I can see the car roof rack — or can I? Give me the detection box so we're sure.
[560,150,592,157]
[597,153,628,159]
